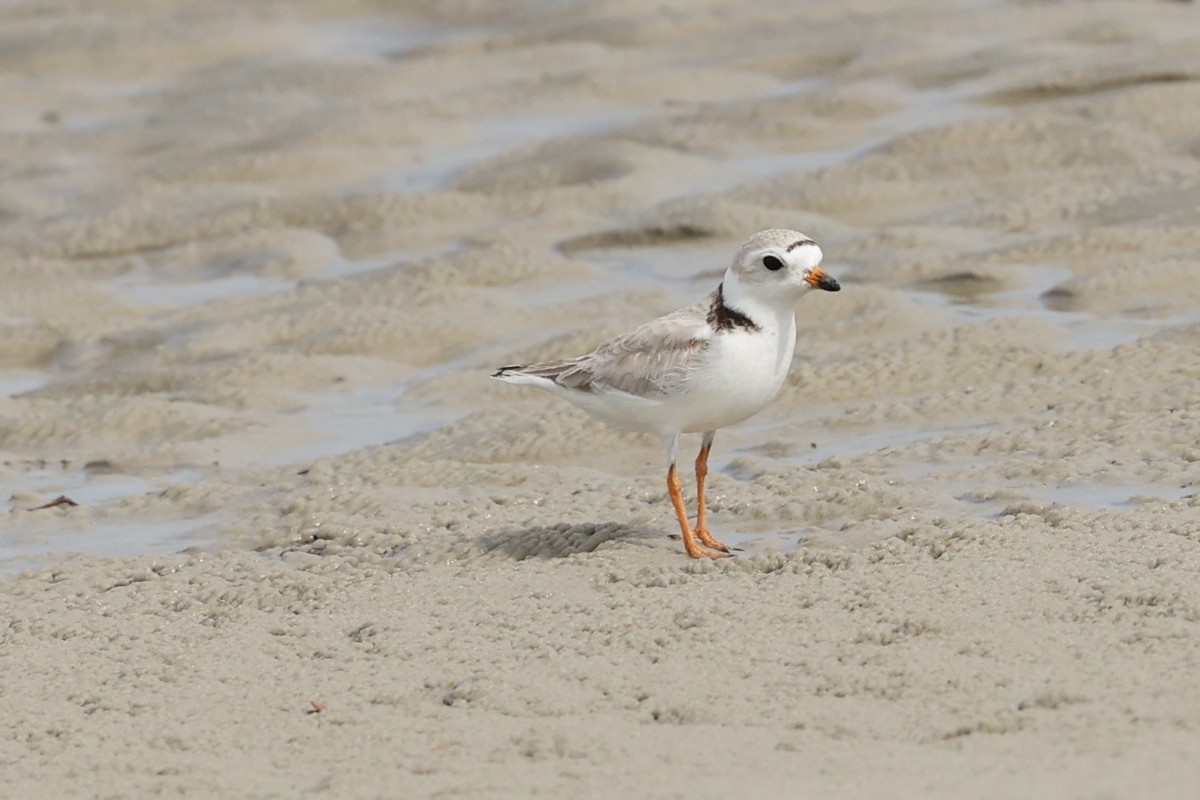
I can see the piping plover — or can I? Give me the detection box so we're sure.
[492,229,840,558]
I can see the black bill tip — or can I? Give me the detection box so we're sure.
[818,275,840,292]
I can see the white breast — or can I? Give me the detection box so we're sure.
[673,315,797,434]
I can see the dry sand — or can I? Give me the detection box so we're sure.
[2,1,1200,797]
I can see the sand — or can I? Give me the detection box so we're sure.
[2,0,1199,797]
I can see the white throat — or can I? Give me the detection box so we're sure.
[721,270,795,335]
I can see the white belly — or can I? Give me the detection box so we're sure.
[675,324,795,433]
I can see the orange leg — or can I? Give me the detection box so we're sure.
[693,435,730,552]
[667,463,728,559]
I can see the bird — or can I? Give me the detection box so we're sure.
[491,229,840,558]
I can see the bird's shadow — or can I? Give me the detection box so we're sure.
[477,521,664,560]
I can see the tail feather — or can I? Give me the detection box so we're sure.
[491,364,553,389]
[492,361,579,391]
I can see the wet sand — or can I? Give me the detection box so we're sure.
[2,1,1199,797]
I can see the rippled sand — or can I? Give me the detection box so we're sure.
[2,1,1199,797]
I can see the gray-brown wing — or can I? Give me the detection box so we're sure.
[518,300,713,398]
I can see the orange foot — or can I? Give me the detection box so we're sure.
[669,533,731,559]
[694,525,730,553]
[683,539,732,559]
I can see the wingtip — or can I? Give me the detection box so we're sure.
[491,365,524,379]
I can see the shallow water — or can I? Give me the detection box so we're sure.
[0,370,50,397]
[280,383,465,465]
[1,515,218,574]
[0,465,209,572]
[911,266,1200,351]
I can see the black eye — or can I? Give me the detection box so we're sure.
[763,255,784,271]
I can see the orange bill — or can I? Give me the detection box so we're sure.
[805,266,840,292]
